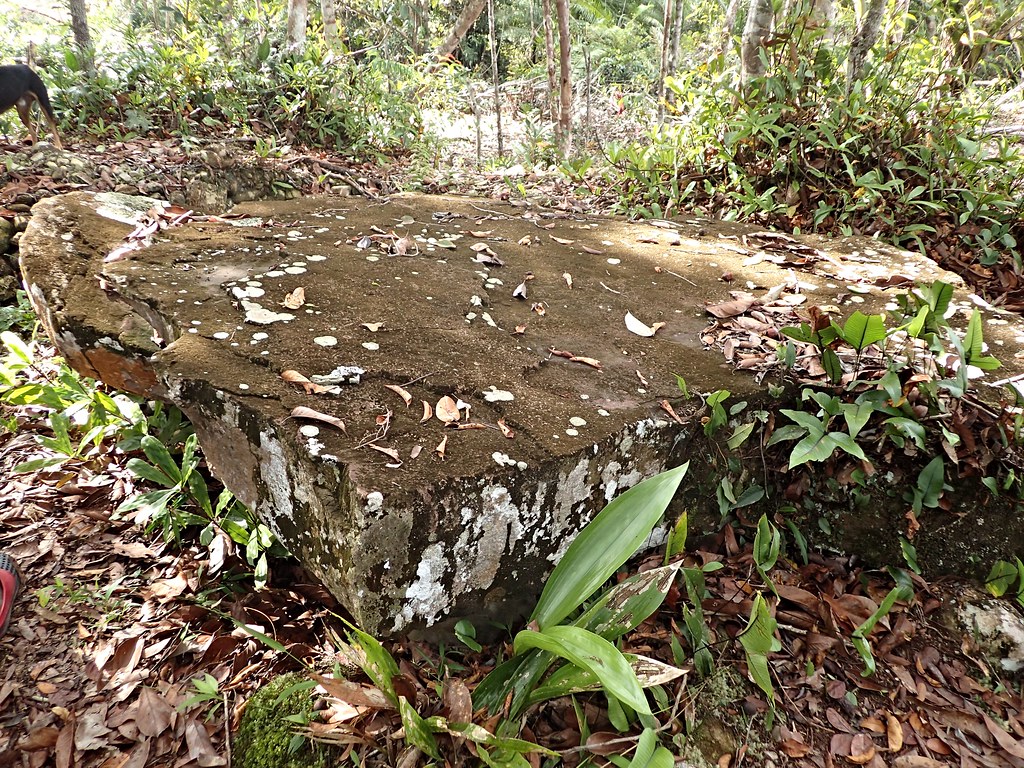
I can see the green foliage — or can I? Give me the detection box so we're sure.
[601,33,1024,277]
[985,558,1024,608]
[851,570,914,676]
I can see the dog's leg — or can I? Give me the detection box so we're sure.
[42,113,62,150]
[14,95,39,146]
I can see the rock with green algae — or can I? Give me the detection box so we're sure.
[233,673,331,768]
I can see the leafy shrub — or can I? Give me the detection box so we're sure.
[600,32,1024,276]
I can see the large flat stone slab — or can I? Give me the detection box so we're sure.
[18,192,1021,636]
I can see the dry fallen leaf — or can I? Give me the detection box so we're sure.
[435,435,448,459]
[517,235,532,246]
[581,245,604,255]
[512,282,528,300]
[454,422,487,430]
[361,322,384,332]
[282,287,305,309]
[660,400,684,424]
[563,272,573,289]
[497,418,515,439]
[846,734,877,765]
[410,445,423,459]
[291,405,347,432]
[420,400,433,423]
[469,230,493,238]
[531,302,547,316]
[470,242,492,252]
[886,713,904,751]
[282,369,335,395]
[368,444,401,464]
[625,311,658,337]
[384,384,413,406]
[550,235,575,245]
[436,396,461,424]
[570,356,603,370]
[512,325,526,335]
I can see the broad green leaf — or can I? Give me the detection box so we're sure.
[765,424,806,446]
[527,654,685,705]
[963,308,985,365]
[14,456,69,473]
[126,458,179,488]
[841,402,875,439]
[828,432,867,460]
[531,463,689,629]
[0,330,32,364]
[398,698,441,760]
[575,564,681,639]
[753,515,780,573]
[726,422,755,450]
[788,430,835,468]
[916,456,945,509]
[346,624,401,704]
[738,594,780,700]
[441,721,556,756]
[906,305,929,338]
[514,626,651,716]
[627,729,674,768]
[985,560,1018,598]
[141,435,183,484]
[779,409,825,431]
[822,347,843,383]
[836,311,886,351]
[664,511,687,561]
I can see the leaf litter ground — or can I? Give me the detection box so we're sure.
[0,135,1022,767]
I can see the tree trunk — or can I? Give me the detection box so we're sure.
[888,0,910,45]
[433,0,488,62]
[846,0,887,92]
[321,0,339,48]
[657,0,673,120]
[542,0,557,122]
[554,0,571,151]
[719,0,742,56]
[286,0,308,53]
[66,0,95,73]
[487,0,504,157]
[669,0,685,87]
[740,0,773,86]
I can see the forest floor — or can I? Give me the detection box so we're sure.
[0,125,1022,768]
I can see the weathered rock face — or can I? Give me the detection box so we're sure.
[17,191,1023,636]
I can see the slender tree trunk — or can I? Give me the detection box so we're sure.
[889,0,911,45]
[554,0,571,151]
[67,0,95,73]
[321,0,339,48]
[719,0,742,56]
[542,0,557,122]
[657,0,674,120]
[669,0,685,87]
[487,0,503,157]
[286,0,308,53]
[434,0,488,62]
[846,0,887,92]
[740,0,773,86]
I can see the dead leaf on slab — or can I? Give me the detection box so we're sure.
[549,235,575,245]
[517,235,532,246]
[436,396,461,424]
[135,687,175,737]
[512,325,526,336]
[384,384,413,406]
[706,294,760,319]
[470,242,492,253]
[469,230,493,238]
[435,435,448,459]
[512,282,528,300]
[410,445,423,459]
[886,714,904,751]
[581,245,604,255]
[846,734,876,765]
[531,302,546,316]
[498,418,515,439]
[570,356,603,370]
[625,311,666,337]
[563,272,573,289]
[281,287,305,309]
[454,422,487,430]
[368,444,402,465]
[420,400,433,423]
[282,369,336,395]
[291,405,347,432]
[660,400,684,424]
[361,322,384,332]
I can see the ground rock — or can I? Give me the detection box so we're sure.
[18,191,1024,636]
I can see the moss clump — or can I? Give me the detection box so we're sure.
[233,673,329,768]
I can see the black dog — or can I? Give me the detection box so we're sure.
[0,64,63,150]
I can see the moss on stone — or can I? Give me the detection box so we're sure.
[233,673,330,768]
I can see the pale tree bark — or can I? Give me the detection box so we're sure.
[740,0,773,86]
[434,0,488,62]
[846,0,887,92]
[657,0,674,120]
[321,0,339,49]
[554,0,571,151]
[286,0,309,53]
[487,0,504,157]
[67,0,95,73]
[542,0,557,122]
[719,0,743,56]
[888,0,911,45]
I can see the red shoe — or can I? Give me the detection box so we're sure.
[0,552,21,638]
